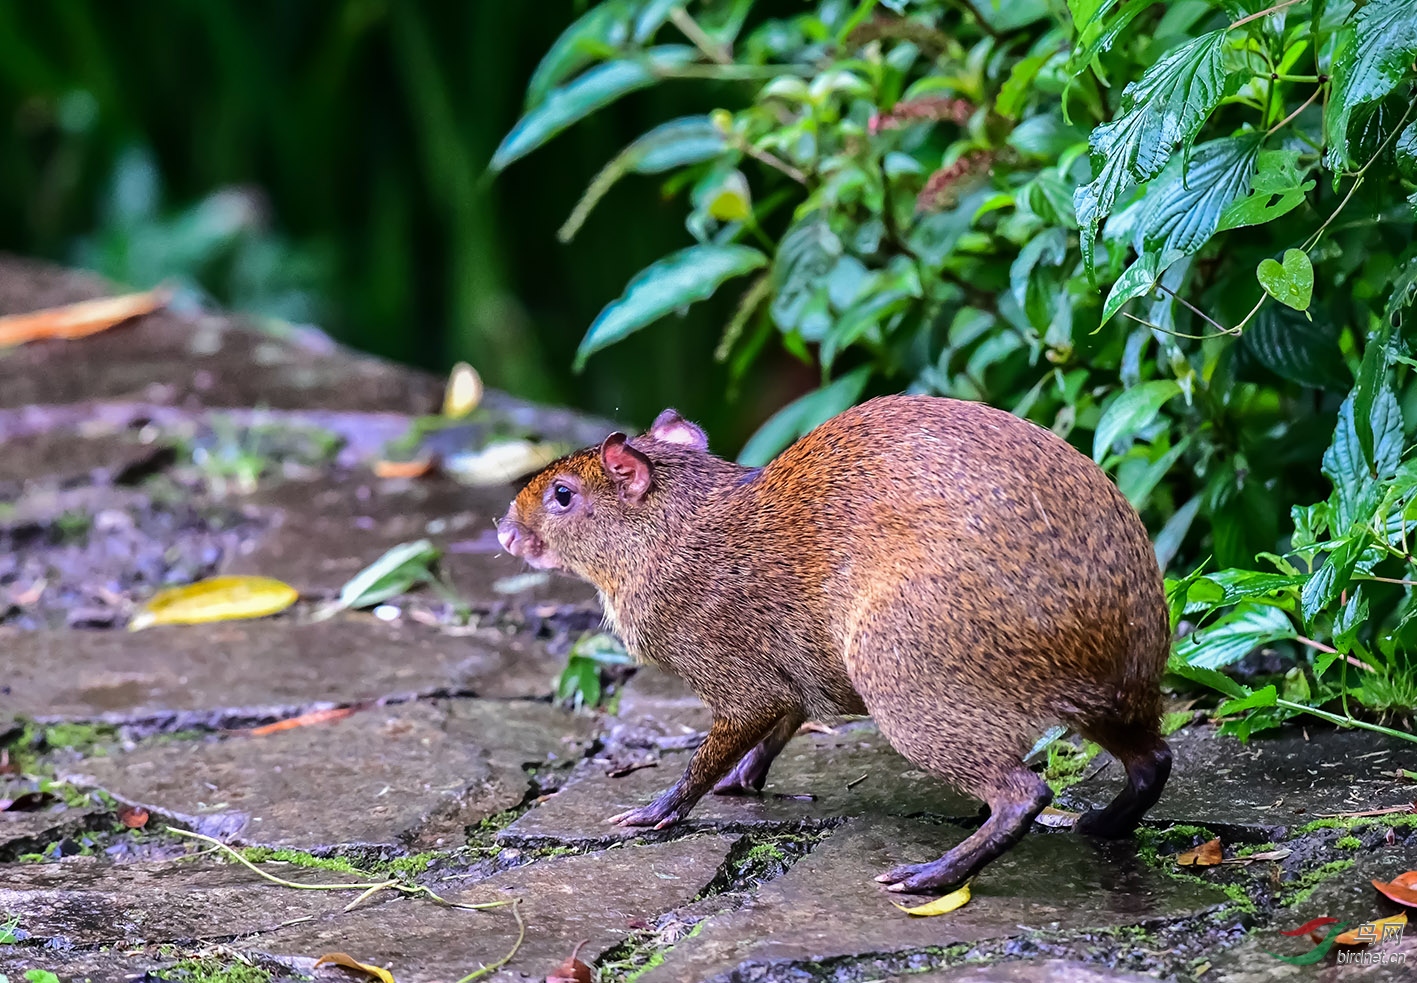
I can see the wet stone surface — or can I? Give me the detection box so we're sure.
[2,256,1414,982]
[65,699,592,848]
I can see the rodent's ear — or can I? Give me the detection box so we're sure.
[599,432,654,502]
[648,408,708,451]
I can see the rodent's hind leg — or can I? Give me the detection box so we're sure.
[610,714,779,829]
[1073,723,1172,838]
[876,768,1051,894]
[712,710,807,796]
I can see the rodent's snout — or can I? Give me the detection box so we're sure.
[496,521,526,557]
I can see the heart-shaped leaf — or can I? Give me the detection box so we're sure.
[1256,249,1313,311]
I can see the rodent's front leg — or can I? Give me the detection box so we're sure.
[609,715,778,829]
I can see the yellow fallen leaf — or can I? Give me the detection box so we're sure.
[892,880,971,916]
[129,576,299,631]
[443,361,483,419]
[442,439,567,486]
[1334,911,1407,946]
[313,952,395,982]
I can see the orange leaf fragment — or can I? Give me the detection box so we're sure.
[245,706,357,737]
[547,939,593,983]
[313,952,395,982]
[1177,837,1223,866]
[1334,911,1407,946]
[118,805,149,829]
[0,288,169,347]
[1373,870,1417,908]
[129,575,299,631]
[372,458,434,479]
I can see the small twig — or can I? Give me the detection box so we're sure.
[846,774,870,790]
[1156,281,1239,336]
[1266,85,1322,137]
[1316,803,1415,819]
[1229,0,1305,30]
[1120,310,1215,341]
[668,6,730,64]
[455,899,526,983]
[735,138,808,185]
[1356,574,1417,587]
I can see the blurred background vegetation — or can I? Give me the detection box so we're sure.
[0,0,796,447]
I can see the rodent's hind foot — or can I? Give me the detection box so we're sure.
[875,858,970,894]
[608,801,687,829]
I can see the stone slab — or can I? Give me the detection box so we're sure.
[0,809,99,860]
[640,817,1230,983]
[224,472,600,611]
[0,617,564,727]
[609,664,714,748]
[505,726,985,846]
[1060,728,1417,835]
[247,834,738,983]
[64,699,591,847]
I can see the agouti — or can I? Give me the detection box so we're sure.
[497,394,1172,893]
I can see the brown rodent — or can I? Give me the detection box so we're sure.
[497,394,1172,893]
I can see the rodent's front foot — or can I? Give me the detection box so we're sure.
[608,801,686,830]
[876,859,968,894]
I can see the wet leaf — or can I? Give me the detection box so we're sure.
[1372,870,1417,907]
[1334,911,1407,946]
[129,576,299,631]
[893,880,971,916]
[1256,249,1313,312]
[1092,379,1182,463]
[0,288,169,347]
[737,366,871,467]
[1325,0,1417,169]
[1222,848,1291,864]
[117,805,149,829]
[313,952,395,982]
[547,939,593,983]
[443,361,483,419]
[1035,806,1081,828]
[1177,837,1223,866]
[334,540,440,612]
[442,439,566,486]
[576,244,768,371]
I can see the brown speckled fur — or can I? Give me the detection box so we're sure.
[498,395,1172,892]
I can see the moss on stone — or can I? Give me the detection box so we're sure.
[1281,859,1356,908]
[1296,814,1417,835]
[1334,835,1362,850]
[1042,739,1102,794]
[155,957,273,983]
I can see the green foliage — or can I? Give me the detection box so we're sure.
[557,631,634,709]
[503,0,1417,735]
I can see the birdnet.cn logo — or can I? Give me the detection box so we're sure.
[1269,916,1408,966]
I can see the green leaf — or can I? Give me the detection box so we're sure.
[1166,658,1251,700]
[821,289,914,370]
[492,47,696,172]
[523,0,634,110]
[1092,379,1183,462]
[335,539,441,611]
[738,366,871,467]
[1325,0,1417,169]
[559,116,727,241]
[1172,603,1298,669]
[1240,305,1350,389]
[1216,684,1279,717]
[1117,433,1191,510]
[1300,536,1363,623]
[1397,119,1417,181]
[1067,0,1151,78]
[1134,136,1259,260]
[771,219,842,341]
[1322,386,1404,529]
[1200,569,1306,606]
[576,244,768,370]
[1256,248,1313,311]
[1216,148,1315,232]
[1074,30,1235,277]
[998,51,1052,120]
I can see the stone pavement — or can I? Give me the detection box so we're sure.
[1,257,1415,983]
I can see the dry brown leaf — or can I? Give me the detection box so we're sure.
[1221,848,1291,865]
[892,881,971,916]
[1177,837,1223,867]
[313,952,395,982]
[546,939,593,983]
[1372,870,1417,908]
[1035,806,1081,829]
[0,289,169,347]
[243,707,358,738]
[129,575,298,631]
[1334,912,1407,946]
[118,805,149,829]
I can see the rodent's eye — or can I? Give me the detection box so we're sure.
[553,483,574,508]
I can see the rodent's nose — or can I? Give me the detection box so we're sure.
[497,522,523,556]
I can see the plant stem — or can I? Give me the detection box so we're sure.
[1295,635,1375,672]
[669,6,731,65]
[455,899,526,982]
[1266,86,1322,138]
[1230,0,1305,31]
[1275,699,1417,744]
